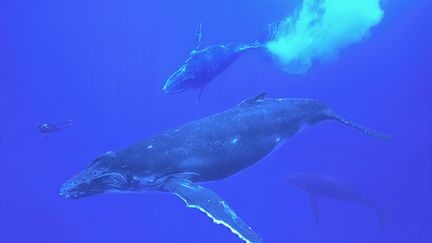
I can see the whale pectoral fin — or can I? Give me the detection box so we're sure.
[164,178,264,243]
[193,23,203,50]
[309,193,320,226]
[196,86,205,102]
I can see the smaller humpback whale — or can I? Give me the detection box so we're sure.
[60,93,388,242]
[38,119,72,134]
[286,172,385,230]
[163,23,261,96]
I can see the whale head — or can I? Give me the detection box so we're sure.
[59,151,133,199]
[163,63,199,94]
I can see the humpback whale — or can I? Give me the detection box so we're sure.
[162,0,384,95]
[59,93,387,242]
[163,23,261,96]
[286,172,385,230]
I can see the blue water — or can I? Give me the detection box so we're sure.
[1,0,431,242]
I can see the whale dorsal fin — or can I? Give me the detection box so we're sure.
[239,92,267,106]
[193,23,203,50]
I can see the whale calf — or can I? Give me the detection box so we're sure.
[59,93,387,242]
[163,23,261,96]
[286,172,385,229]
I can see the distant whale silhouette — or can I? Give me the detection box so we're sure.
[59,93,388,242]
[163,23,261,97]
[286,172,386,230]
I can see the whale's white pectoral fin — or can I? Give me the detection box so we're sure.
[164,178,264,243]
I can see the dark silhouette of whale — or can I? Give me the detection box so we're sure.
[59,93,387,242]
[163,23,261,96]
[286,172,385,230]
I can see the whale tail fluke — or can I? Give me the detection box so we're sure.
[329,114,390,141]
[256,23,280,64]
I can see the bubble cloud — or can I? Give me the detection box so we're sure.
[265,0,384,73]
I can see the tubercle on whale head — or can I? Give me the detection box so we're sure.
[59,152,134,199]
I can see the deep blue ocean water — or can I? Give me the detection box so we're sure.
[1,0,431,242]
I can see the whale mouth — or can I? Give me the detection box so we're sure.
[163,64,197,94]
[162,78,194,94]
[162,85,186,94]
[59,171,128,199]
[59,177,97,199]
[59,188,88,199]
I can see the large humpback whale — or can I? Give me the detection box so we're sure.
[59,93,387,242]
[163,23,261,96]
